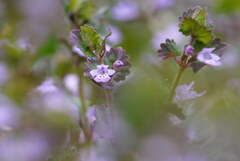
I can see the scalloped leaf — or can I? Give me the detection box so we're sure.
[179,17,212,44]
[103,47,131,82]
[68,29,95,57]
[179,6,214,30]
[157,39,182,60]
[80,25,103,51]
[192,7,206,25]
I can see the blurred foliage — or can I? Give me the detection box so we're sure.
[0,0,240,161]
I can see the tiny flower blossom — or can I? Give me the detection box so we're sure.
[185,45,194,56]
[197,48,221,66]
[174,81,206,104]
[90,64,115,83]
[113,60,124,70]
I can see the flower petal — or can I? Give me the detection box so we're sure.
[210,53,220,61]
[200,48,215,54]
[205,59,221,66]
[90,69,99,77]
[97,64,109,69]
[107,69,116,76]
[197,52,205,62]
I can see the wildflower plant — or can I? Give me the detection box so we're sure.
[157,6,227,102]
[67,24,131,144]
[69,25,131,90]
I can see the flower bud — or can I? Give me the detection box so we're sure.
[185,45,194,56]
[113,60,124,70]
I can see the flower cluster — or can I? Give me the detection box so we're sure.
[158,6,227,72]
[69,25,131,89]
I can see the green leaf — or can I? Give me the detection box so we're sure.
[157,39,182,60]
[179,17,212,44]
[192,7,206,25]
[179,6,213,29]
[95,28,112,56]
[80,25,103,51]
[68,29,95,57]
[34,35,58,61]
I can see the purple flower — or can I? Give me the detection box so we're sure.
[113,60,124,70]
[90,64,115,83]
[185,45,194,56]
[111,1,139,21]
[197,48,221,66]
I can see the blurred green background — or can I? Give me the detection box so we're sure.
[1,0,240,160]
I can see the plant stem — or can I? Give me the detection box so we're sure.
[79,73,87,113]
[167,66,185,102]
[78,67,91,142]
[167,58,188,102]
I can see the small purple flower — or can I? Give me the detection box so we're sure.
[113,60,124,70]
[197,48,221,66]
[111,1,139,21]
[90,64,115,83]
[185,45,194,56]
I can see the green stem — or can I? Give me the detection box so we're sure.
[167,66,185,102]
[79,73,87,113]
[78,67,91,142]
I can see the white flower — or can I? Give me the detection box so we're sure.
[197,48,221,66]
[90,64,115,83]
[174,81,206,104]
